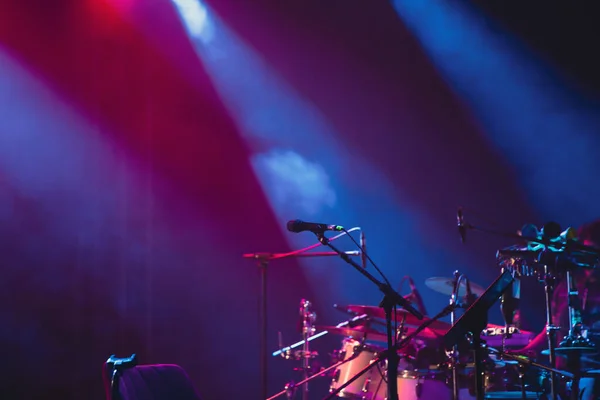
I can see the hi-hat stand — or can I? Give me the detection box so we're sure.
[314,232,424,400]
[448,270,477,400]
[243,250,361,400]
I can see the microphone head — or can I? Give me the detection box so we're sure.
[286,219,303,233]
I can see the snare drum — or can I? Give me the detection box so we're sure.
[330,339,381,398]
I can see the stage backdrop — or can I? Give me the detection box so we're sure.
[0,1,598,399]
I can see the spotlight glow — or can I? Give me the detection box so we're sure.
[172,0,214,43]
[392,0,600,224]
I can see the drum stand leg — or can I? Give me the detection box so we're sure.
[381,295,400,400]
[517,362,527,400]
[259,260,269,400]
[449,271,462,400]
[542,264,559,400]
[472,333,487,400]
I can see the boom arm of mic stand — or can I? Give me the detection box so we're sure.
[243,251,361,260]
[314,234,422,319]
[316,233,422,400]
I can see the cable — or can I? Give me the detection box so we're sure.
[342,228,400,354]
[270,227,362,260]
[342,228,391,286]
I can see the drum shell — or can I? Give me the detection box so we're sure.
[330,339,381,398]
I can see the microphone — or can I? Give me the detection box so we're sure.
[457,208,466,243]
[360,231,367,269]
[407,277,428,316]
[286,219,344,234]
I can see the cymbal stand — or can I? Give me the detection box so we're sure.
[559,266,595,349]
[243,249,361,400]
[557,262,595,400]
[449,270,464,400]
[539,258,560,400]
[299,299,316,400]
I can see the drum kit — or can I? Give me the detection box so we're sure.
[270,274,542,400]
[251,216,600,400]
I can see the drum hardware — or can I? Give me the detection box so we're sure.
[497,239,597,399]
[273,313,370,358]
[267,358,355,400]
[299,299,316,400]
[244,228,362,399]
[325,301,457,400]
[448,270,475,400]
[444,270,516,400]
[342,304,449,338]
[315,326,387,343]
[540,347,599,400]
[296,227,424,400]
[423,270,482,400]
[460,209,600,400]
[490,346,575,400]
[425,276,486,297]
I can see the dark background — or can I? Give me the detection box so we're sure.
[0,1,598,399]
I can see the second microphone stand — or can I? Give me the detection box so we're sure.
[315,232,423,400]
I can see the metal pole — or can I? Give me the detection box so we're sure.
[260,260,268,400]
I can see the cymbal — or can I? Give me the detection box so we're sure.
[318,326,387,342]
[318,325,440,341]
[425,277,485,297]
[541,347,598,357]
[342,305,451,333]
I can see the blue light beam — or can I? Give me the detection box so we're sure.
[393,0,600,225]
[171,0,481,315]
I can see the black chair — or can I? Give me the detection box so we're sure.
[103,354,202,400]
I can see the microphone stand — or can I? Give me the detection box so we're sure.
[323,302,456,400]
[243,250,360,400]
[314,232,423,400]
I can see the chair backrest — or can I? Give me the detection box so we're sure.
[104,362,202,400]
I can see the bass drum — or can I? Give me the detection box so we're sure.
[367,370,475,400]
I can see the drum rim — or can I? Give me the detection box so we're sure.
[398,369,444,379]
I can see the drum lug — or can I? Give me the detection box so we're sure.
[415,381,423,398]
[331,369,340,383]
[362,377,371,394]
